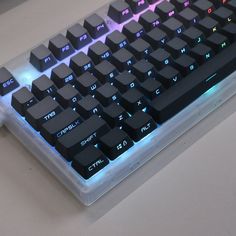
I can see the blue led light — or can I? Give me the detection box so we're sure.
[205,73,217,83]
[2,0,234,201]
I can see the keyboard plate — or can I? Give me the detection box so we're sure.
[0,0,236,205]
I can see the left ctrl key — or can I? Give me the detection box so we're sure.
[72,145,109,179]
[30,44,57,72]
[0,67,19,96]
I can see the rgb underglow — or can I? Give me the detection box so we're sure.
[1,0,236,193]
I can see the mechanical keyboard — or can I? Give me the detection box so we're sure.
[0,0,236,205]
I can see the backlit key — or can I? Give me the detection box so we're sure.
[30,44,56,72]
[84,14,109,39]
[0,67,19,96]
[25,96,62,131]
[66,23,92,50]
[125,0,149,14]
[192,0,215,17]
[155,1,177,20]
[48,34,74,60]
[123,20,145,42]
[108,0,133,23]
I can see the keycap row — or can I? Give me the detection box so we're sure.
[108,0,234,23]
[12,38,236,178]
[29,0,236,72]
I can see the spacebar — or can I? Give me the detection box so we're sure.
[149,42,236,124]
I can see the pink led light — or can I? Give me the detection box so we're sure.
[138,0,146,6]
[168,10,175,17]
[184,1,190,7]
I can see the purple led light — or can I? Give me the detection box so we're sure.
[168,10,175,17]
[122,9,130,16]
[138,0,146,6]
[184,1,190,7]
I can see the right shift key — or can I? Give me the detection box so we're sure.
[149,42,236,123]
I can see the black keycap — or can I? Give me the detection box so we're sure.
[125,0,149,14]
[160,18,185,36]
[139,10,161,32]
[181,26,205,46]
[31,75,57,100]
[30,44,56,72]
[206,32,230,52]
[197,16,220,36]
[166,37,189,58]
[121,88,147,113]
[88,41,112,65]
[77,95,103,119]
[11,87,37,116]
[41,108,82,145]
[72,146,109,179]
[123,20,145,42]
[105,30,129,52]
[170,0,192,11]
[212,7,234,26]
[176,8,200,26]
[226,0,236,11]
[0,67,19,96]
[66,23,92,50]
[99,128,133,160]
[48,34,74,60]
[174,54,198,75]
[94,60,119,84]
[155,1,177,20]
[51,63,76,88]
[56,115,110,160]
[123,111,157,141]
[144,28,168,49]
[192,0,215,17]
[149,48,172,69]
[75,72,101,96]
[102,103,129,127]
[25,96,62,131]
[190,43,214,64]
[132,59,156,82]
[113,71,139,93]
[111,48,136,72]
[139,78,164,99]
[157,66,182,87]
[148,41,236,123]
[221,22,236,42]
[56,84,81,108]
[208,0,228,6]
[129,38,153,60]
[95,83,121,106]
[147,0,158,3]
[70,52,94,76]
[108,0,133,23]
[84,14,109,39]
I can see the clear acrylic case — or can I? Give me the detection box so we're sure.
[0,0,236,205]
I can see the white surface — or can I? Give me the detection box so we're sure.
[0,0,236,235]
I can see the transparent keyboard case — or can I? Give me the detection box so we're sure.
[0,0,236,205]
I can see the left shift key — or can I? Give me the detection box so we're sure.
[0,67,19,96]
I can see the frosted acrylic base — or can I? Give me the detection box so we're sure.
[0,72,235,205]
[0,0,236,205]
